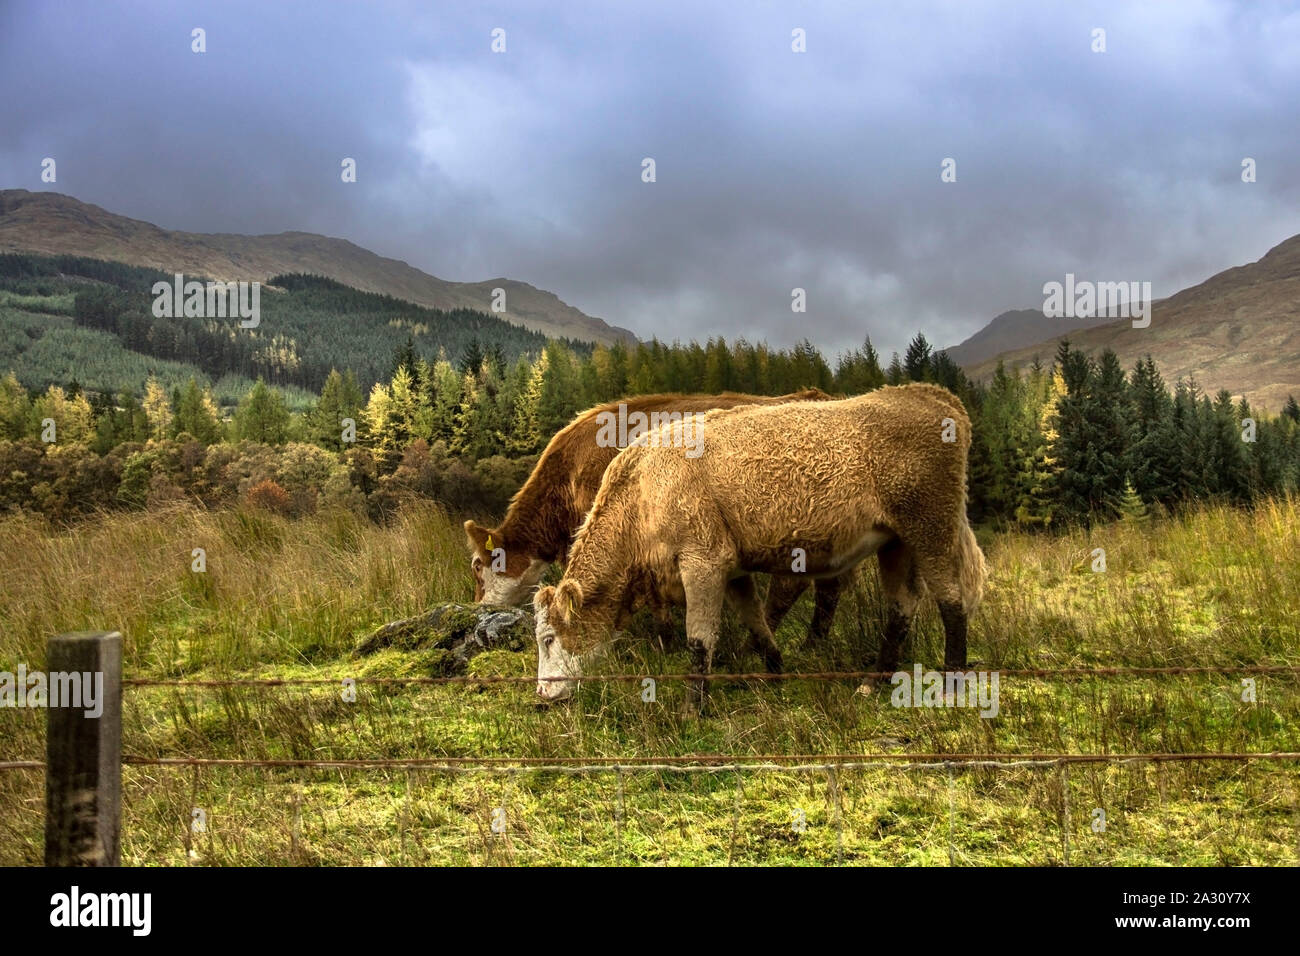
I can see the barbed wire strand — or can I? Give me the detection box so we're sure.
[5,753,1300,774]
[116,665,1300,688]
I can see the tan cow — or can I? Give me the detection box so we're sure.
[533,383,987,711]
[463,389,844,639]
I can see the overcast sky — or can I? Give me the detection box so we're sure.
[2,0,1298,358]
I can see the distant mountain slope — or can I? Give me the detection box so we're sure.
[0,190,635,346]
[0,254,554,399]
[942,308,1115,367]
[963,236,1300,412]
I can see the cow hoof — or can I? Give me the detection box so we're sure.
[855,677,886,696]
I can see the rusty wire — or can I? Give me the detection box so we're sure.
[5,751,1300,774]
[117,664,1300,688]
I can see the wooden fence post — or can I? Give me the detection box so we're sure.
[44,630,121,866]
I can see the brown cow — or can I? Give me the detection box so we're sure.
[463,389,842,639]
[533,384,987,711]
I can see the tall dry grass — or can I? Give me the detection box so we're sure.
[1,497,1297,865]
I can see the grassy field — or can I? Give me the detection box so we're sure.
[1,499,1298,866]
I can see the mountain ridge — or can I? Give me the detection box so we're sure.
[957,235,1300,412]
[0,189,636,346]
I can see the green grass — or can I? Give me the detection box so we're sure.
[1,499,1298,866]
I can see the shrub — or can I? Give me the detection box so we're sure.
[245,478,293,516]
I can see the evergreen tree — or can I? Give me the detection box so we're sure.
[234,379,290,444]
[703,337,735,393]
[307,368,365,450]
[537,342,581,435]
[1016,366,1064,528]
[1048,343,1128,523]
[429,357,462,443]
[885,353,904,386]
[1283,395,1300,423]
[507,351,548,455]
[450,371,483,459]
[1127,357,1180,506]
[1208,389,1250,502]
[903,333,932,382]
[835,337,885,395]
[1117,476,1149,523]
[1173,379,1211,499]
[174,377,222,444]
[390,335,419,387]
[459,339,484,375]
[928,349,967,394]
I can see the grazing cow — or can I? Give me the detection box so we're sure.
[463,389,845,639]
[533,383,987,711]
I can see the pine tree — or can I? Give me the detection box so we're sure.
[903,333,932,382]
[703,337,734,393]
[507,351,547,455]
[928,349,966,393]
[1117,477,1149,522]
[1209,389,1250,502]
[1047,344,1129,524]
[234,379,290,444]
[971,362,1033,522]
[174,377,222,444]
[1283,395,1300,424]
[429,357,462,443]
[1016,366,1064,528]
[835,337,885,395]
[537,342,581,435]
[1127,357,1180,506]
[1173,379,1208,499]
[307,368,365,450]
[450,371,482,459]
[459,340,484,375]
[390,335,419,387]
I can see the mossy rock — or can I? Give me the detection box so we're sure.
[353,603,532,675]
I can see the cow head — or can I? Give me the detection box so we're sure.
[464,519,548,606]
[532,580,603,702]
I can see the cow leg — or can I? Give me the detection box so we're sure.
[681,562,728,716]
[726,575,783,674]
[913,541,970,670]
[868,539,922,684]
[807,573,846,644]
[764,575,809,636]
[938,601,968,670]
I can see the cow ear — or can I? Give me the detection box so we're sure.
[464,519,491,554]
[534,585,556,614]
[553,580,584,625]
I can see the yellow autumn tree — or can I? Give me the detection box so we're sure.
[31,385,94,444]
[141,376,174,441]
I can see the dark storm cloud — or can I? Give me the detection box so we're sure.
[2,0,1298,358]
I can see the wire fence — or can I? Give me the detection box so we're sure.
[116,664,1300,686]
[10,636,1300,865]
[8,752,1300,774]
